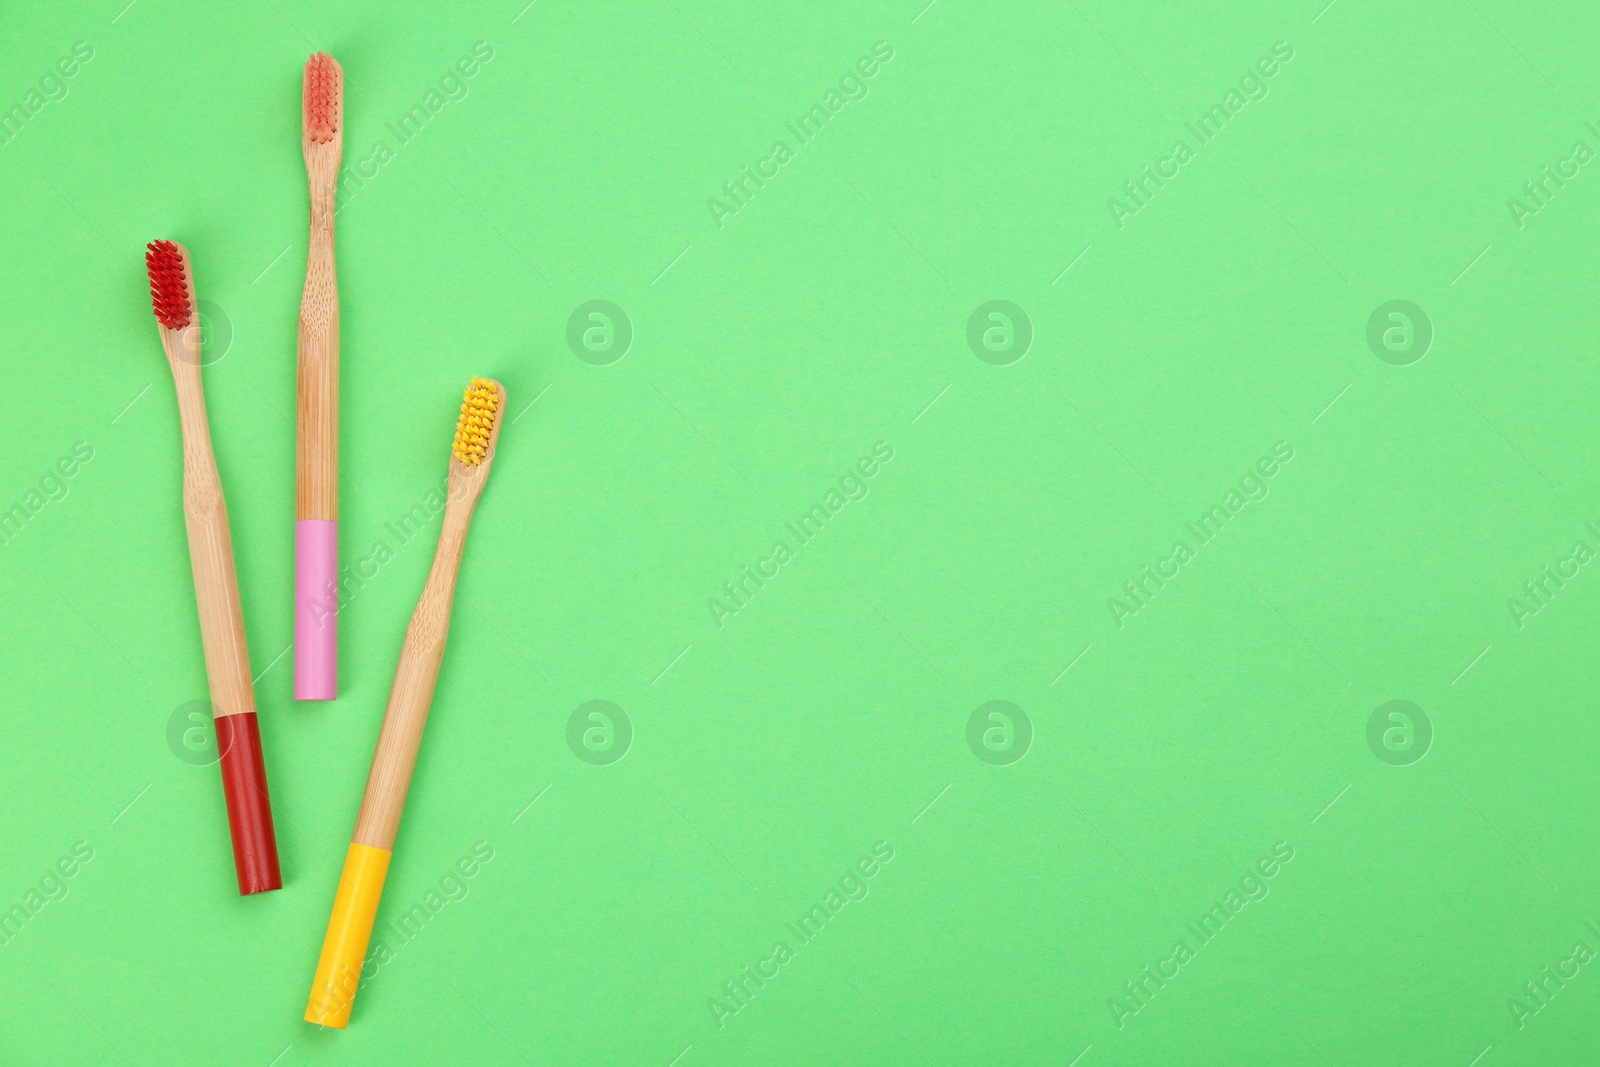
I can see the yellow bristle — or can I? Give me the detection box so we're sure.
[452,377,500,466]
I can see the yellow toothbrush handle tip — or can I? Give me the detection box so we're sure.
[305,842,391,1028]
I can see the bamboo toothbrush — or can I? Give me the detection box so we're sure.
[146,240,282,895]
[305,377,506,1028]
[295,51,343,701]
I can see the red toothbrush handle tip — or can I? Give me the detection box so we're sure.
[216,712,282,894]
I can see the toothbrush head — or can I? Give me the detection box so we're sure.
[145,240,193,330]
[303,51,342,145]
[452,377,504,467]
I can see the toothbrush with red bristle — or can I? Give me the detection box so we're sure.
[296,51,343,700]
[146,240,282,895]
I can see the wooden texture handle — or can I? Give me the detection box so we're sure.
[352,462,491,851]
[347,381,504,853]
[168,361,256,721]
[297,143,340,520]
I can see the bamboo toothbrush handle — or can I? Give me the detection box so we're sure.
[305,506,473,1028]
[354,518,469,849]
[294,158,341,700]
[296,218,339,515]
[169,366,282,895]
[174,371,254,718]
[297,64,341,520]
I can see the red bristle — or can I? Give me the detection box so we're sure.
[304,52,340,143]
[145,240,192,329]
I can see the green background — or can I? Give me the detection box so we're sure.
[1,0,1597,1063]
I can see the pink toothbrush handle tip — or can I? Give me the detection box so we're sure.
[295,519,338,700]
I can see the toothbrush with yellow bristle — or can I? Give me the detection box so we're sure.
[305,377,506,1029]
